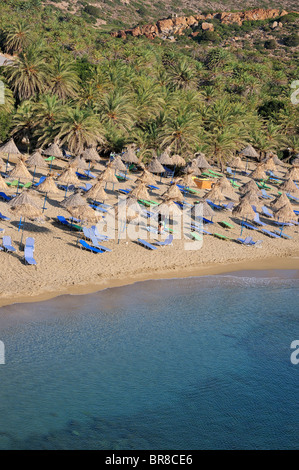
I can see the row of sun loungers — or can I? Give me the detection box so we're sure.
[0,235,36,264]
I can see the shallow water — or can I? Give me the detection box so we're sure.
[0,271,298,449]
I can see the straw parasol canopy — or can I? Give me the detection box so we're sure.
[121,147,139,165]
[270,192,290,211]
[192,200,215,218]
[8,190,42,219]
[250,164,267,180]
[171,154,186,166]
[263,155,276,171]
[193,154,211,169]
[0,155,5,171]
[279,178,299,195]
[85,181,107,201]
[240,145,259,158]
[110,156,127,172]
[56,166,80,186]
[232,198,256,220]
[273,155,285,167]
[61,191,86,209]
[38,175,61,194]
[204,183,226,202]
[81,147,101,163]
[240,190,261,210]
[158,150,173,166]
[218,176,238,200]
[26,150,48,168]
[9,158,31,180]
[43,143,63,158]
[114,196,143,223]
[135,169,157,187]
[184,160,201,176]
[130,182,150,201]
[70,155,88,170]
[228,156,244,170]
[154,199,182,218]
[176,173,196,188]
[99,166,118,184]
[68,205,101,224]
[0,173,8,190]
[274,204,295,223]
[162,182,184,202]
[287,167,299,181]
[240,179,261,195]
[147,157,165,174]
[0,138,21,155]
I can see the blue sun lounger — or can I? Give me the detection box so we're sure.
[24,247,36,265]
[78,239,104,253]
[34,176,46,187]
[273,229,292,240]
[260,228,280,238]
[261,206,273,218]
[137,238,158,250]
[0,192,12,202]
[287,193,299,203]
[2,236,16,252]
[91,225,110,241]
[253,213,267,227]
[86,229,111,252]
[155,234,173,246]
[240,221,259,231]
[191,225,211,235]
[79,183,93,192]
[0,212,10,221]
[57,215,72,227]
[237,236,255,246]
[147,185,159,191]
[206,199,223,211]
[25,237,35,250]
[261,189,272,199]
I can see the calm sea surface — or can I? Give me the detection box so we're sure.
[0,271,298,450]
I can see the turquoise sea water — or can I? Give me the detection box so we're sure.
[0,271,298,450]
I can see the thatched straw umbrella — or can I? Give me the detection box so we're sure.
[240,179,261,195]
[0,155,5,171]
[9,158,31,180]
[240,190,261,210]
[192,200,215,219]
[130,182,150,201]
[56,166,80,187]
[250,164,267,180]
[287,167,299,181]
[154,199,182,218]
[85,181,107,202]
[136,169,157,187]
[274,204,295,223]
[218,176,238,200]
[193,154,211,169]
[121,147,139,165]
[176,173,196,188]
[38,175,61,194]
[0,138,21,156]
[263,155,276,172]
[184,160,201,176]
[232,198,256,220]
[292,157,299,167]
[273,155,285,167]
[270,192,290,211]
[8,190,43,245]
[61,192,86,209]
[147,157,165,174]
[162,183,184,202]
[171,154,186,167]
[110,156,127,172]
[43,143,63,158]
[67,205,101,225]
[240,145,259,159]
[158,150,173,166]
[279,178,299,195]
[229,156,244,170]
[114,196,143,225]
[26,150,47,169]
[81,147,101,163]
[204,183,226,203]
[99,166,119,186]
[70,155,88,170]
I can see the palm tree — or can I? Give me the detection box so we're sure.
[11,100,35,144]
[4,46,48,101]
[98,90,135,133]
[4,21,31,54]
[166,58,198,91]
[48,55,78,101]
[51,106,105,154]
[0,75,15,113]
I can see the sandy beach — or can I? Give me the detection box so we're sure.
[0,154,298,308]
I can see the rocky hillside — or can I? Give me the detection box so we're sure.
[43,1,299,30]
[111,8,296,39]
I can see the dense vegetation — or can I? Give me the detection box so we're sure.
[0,0,298,167]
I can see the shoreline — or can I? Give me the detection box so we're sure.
[1,254,298,309]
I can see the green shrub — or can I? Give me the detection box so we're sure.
[83,5,101,18]
[284,34,299,47]
[264,39,276,50]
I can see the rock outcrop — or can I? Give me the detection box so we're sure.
[111,8,293,39]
